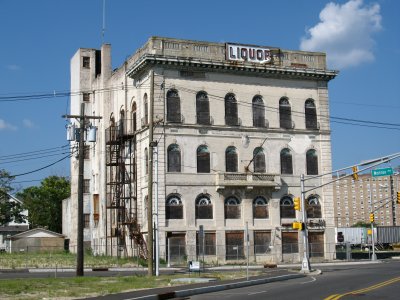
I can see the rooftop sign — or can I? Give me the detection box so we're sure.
[226,43,272,64]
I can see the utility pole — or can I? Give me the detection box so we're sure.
[300,174,311,273]
[147,70,155,276]
[63,103,102,277]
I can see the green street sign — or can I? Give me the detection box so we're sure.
[371,167,393,177]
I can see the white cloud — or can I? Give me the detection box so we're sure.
[23,119,35,128]
[0,119,17,131]
[300,0,382,69]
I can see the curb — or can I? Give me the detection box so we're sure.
[128,273,305,300]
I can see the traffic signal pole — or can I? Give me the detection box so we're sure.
[300,174,311,273]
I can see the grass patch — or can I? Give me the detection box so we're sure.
[0,271,264,300]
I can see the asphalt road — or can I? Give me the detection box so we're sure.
[189,261,400,300]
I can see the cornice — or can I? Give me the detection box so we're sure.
[127,54,338,81]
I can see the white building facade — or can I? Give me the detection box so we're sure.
[65,37,338,264]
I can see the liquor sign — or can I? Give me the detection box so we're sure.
[226,43,272,64]
[371,167,393,177]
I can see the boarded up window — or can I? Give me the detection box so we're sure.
[83,93,90,102]
[307,196,322,218]
[309,232,324,257]
[93,194,99,227]
[254,231,271,254]
[306,149,318,175]
[225,146,238,172]
[279,98,292,129]
[167,144,181,172]
[82,56,90,68]
[166,196,183,219]
[195,195,213,219]
[83,179,90,194]
[225,197,241,219]
[280,196,295,218]
[197,145,210,173]
[167,89,181,123]
[196,232,216,256]
[84,214,90,228]
[253,147,266,173]
[225,93,239,126]
[282,232,298,254]
[305,99,318,129]
[196,92,210,125]
[226,231,244,260]
[280,148,293,174]
[167,233,186,263]
[252,96,265,127]
[253,197,269,219]
[84,145,90,159]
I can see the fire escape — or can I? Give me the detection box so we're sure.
[105,119,147,258]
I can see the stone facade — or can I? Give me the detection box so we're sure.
[65,37,337,264]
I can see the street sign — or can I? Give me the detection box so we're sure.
[371,167,393,177]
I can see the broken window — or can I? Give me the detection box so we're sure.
[252,95,265,127]
[196,91,210,125]
[197,145,210,173]
[225,146,238,172]
[305,99,318,129]
[166,89,181,123]
[279,97,292,129]
[167,144,181,172]
[280,148,293,174]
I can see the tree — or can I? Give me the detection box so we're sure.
[352,221,370,228]
[17,176,70,233]
[0,169,26,225]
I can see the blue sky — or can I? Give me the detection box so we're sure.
[0,0,399,191]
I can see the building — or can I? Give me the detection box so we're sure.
[65,37,338,264]
[0,193,29,252]
[333,172,400,227]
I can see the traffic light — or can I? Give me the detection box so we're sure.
[352,166,359,180]
[369,213,374,223]
[292,222,304,230]
[397,192,400,204]
[294,197,301,211]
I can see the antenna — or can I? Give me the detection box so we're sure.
[102,0,106,43]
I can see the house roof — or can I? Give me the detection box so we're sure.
[11,228,64,240]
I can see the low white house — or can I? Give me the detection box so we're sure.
[0,193,29,252]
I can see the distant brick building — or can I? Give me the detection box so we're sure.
[64,37,338,263]
[333,173,400,227]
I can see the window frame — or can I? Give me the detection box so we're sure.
[252,95,265,127]
[167,144,181,172]
[279,97,292,129]
[197,145,210,173]
[280,148,293,175]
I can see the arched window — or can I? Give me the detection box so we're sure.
[144,147,148,175]
[166,195,183,219]
[167,144,181,172]
[280,148,293,174]
[195,195,213,219]
[225,93,239,126]
[225,146,238,172]
[196,91,210,125]
[306,149,318,175]
[167,89,181,123]
[253,147,266,173]
[131,102,137,132]
[197,145,210,173]
[143,94,148,126]
[280,196,295,218]
[252,95,265,127]
[307,195,322,218]
[279,97,292,129]
[305,99,317,129]
[253,196,269,219]
[225,196,241,219]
